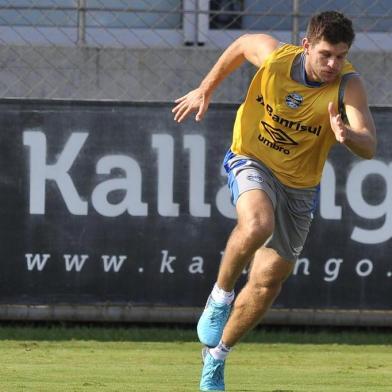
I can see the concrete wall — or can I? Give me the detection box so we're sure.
[0,45,391,105]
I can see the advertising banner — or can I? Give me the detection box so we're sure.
[0,100,391,312]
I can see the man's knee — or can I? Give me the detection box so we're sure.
[247,258,293,298]
[233,278,282,313]
[238,216,274,248]
[250,248,294,283]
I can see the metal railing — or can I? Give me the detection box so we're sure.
[0,0,390,104]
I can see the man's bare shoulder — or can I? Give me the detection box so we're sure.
[239,34,280,68]
[343,75,368,105]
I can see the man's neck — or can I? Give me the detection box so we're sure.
[302,54,323,87]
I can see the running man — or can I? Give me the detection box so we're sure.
[172,11,376,391]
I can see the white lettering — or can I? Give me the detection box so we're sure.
[101,255,127,272]
[152,135,179,217]
[23,131,88,215]
[25,253,51,271]
[160,250,176,273]
[184,135,211,217]
[91,155,148,216]
[189,256,204,274]
[356,259,373,277]
[347,160,392,244]
[320,161,342,219]
[64,254,89,272]
[324,258,343,282]
[293,257,310,275]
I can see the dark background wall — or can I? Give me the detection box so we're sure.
[0,100,391,323]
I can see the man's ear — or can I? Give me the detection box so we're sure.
[302,37,310,54]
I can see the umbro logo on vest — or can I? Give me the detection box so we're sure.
[261,122,298,145]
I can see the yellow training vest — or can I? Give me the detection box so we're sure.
[231,43,356,188]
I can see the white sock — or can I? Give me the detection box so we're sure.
[210,340,232,361]
[211,283,234,305]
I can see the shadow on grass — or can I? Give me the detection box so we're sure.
[0,322,391,345]
[230,389,294,392]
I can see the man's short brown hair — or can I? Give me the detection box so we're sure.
[306,11,355,47]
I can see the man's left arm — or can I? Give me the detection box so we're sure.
[328,76,377,159]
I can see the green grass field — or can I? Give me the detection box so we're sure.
[0,325,391,391]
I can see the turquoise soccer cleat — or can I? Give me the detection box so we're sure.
[200,347,225,391]
[197,296,231,347]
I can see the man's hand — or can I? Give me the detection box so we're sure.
[172,88,210,123]
[172,34,278,124]
[328,101,347,143]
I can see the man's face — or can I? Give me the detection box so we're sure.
[302,37,350,83]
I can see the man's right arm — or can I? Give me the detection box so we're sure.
[172,34,279,123]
